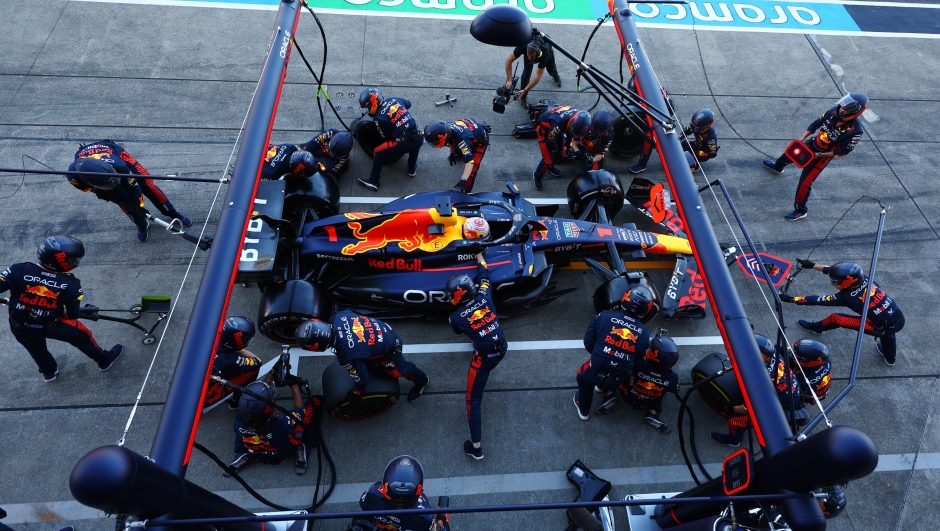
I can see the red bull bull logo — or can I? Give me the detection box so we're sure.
[636,380,659,391]
[469,307,496,331]
[605,327,637,351]
[469,309,489,322]
[20,285,60,309]
[610,327,637,341]
[351,317,366,342]
[342,210,445,256]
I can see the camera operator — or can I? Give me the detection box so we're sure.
[229,372,322,476]
[504,34,561,108]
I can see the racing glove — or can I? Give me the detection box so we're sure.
[448,152,462,166]
[345,389,363,404]
[779,293,795,303]
[797,259,816,269]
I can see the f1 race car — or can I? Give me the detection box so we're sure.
[237,170,707,346]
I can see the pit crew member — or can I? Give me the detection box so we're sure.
[358,88,423,191]
[762,93,868,220]
[780,259,903,366]
[295,311,429,402]
[599,334,680,434]
[574,286,654,421]
[792,338,832,403]
[351,456,450,531]
[533,106,591,191]
[446,247,505,460]
[423,119,490,193]
[504,34,562,107]
[203,316,261,411]
[629,108,719,174]
[299,129,354,181]
[568,109,614,171]
[0,235,122,381]
[260,142,319,181]
[229,376,322,476]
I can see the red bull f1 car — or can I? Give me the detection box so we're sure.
[237,170,708,343]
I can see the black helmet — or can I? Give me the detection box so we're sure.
[591,110,613,134]
[619,285,654,319]
[328,132,353,158]
[220,316,256,351]
[445,274,476,305]
[382,455,424,508]
[817,485,847,519]
[359,88,384,116]
[567,111,592,139]
[37,235,85,272]
[295,319,333,352]
[837,92,868,120]
[646,335,679,369]
[828,262,864,290]
[238,380,275,422]
[793,338,830,367]
[73,158,120,190]
[423,120,452,148]
[754,333,776,361]
[289,150,317,178]
[690,108,715,133]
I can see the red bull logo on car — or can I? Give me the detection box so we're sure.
[341,210,452,256]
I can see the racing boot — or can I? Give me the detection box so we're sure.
[573,391,589,421]
[763,159,784,173]
[547,166,562,177]
[798,320,822,334]
[627,164,646,174]
[453,179,468,193]
[407,377,429,402]
[294,443,308,476]
[223,452,252,477]
[464,440,484,460]
[644,414,671,434]
[357,177,379,191]
[136,220,150,243]
[709,432,741,448]
[169,211,192,228]
[98,345,124,371]
[877,342,895,366]
[594,392,619,415]
[532,172,544,191]
[785,210,808,221]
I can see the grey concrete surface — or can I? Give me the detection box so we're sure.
[1,1,939,530]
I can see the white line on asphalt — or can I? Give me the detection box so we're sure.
[339,196,568,205]
[4,452,937,523]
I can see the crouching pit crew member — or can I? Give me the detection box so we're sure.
[446,249,505,460]
[299,129,353,182]
[295,311,429,402]
[793,338,832,403]
[358,88,423,191]
[533,106,591,191]
[230,374,322,476]
[351,455,450,531]
[203,316,261,411]
[629,108,718,174]
[70,140,193,235]
[762,93,867,220]
[568,109,614,171]
[574,286,653,421]
[260,142,319,181]
[0,235,122,381]
[598,333,680,434]
[780,259,904,366]
[423,119,490,193]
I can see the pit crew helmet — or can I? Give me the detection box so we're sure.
[445,274,476,305]
[295,319,333,352]
[383,455,424,508]
[359,88,384,116]
[836,92,868,121]
[463,217,490,240]
[591,109,613,134]
[238,380,275,422]
[328,132,353,158]
[817,485,847,519]
[646,335,679,369]
[37,235,85,273]
[72,158,120,190]
[423,121,452,148]
[754,333,776,361]
[568,111,592,139]
[619,285,654,319]
[220,316,256,351]
[690,109,716,133]
[289,150,317,178]
[828,262,864,290]
[793,338,830,367]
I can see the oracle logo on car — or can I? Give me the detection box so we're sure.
[403,290,448,304]
[369,258,422,271]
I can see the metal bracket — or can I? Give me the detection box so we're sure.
[435,93,457,107]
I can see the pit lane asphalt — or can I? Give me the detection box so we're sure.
[1,2,940,530]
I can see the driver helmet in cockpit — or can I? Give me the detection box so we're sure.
[463,217,490,240]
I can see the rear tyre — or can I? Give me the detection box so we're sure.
[566,170,625,221]
[258,280,332,343]
[691,353,742,417]
[322,361,400,419]
[352,117,405,163]
[609,107,645,159]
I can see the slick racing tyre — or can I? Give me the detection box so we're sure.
[322,361,400,419]
[258,280,332,343]
[284,172,340,219]
[567,170,625,221]
[352,117,405,163]
[691,353,742,417]
[609,107,645,159]
[592,274,661,323]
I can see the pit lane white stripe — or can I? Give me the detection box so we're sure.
[340,196,568,205]
[3,452,935,522]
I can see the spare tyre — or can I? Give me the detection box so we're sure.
[691,353,742,417]
[258,280,332,343]
[566,170,625,221]
[352,117,405,163]
[322,361,400,419]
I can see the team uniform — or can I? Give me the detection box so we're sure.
[329,310,428,394]
[769,107,863,215]
[573,127,614,171]
[448,263,507,446]
[356,484,438,531]
[367,97,423,186]
[534,105,579,183]
[575,310,651,418]
[0,263,114,376]
[260,143,303,180]
[632,123,719,172]
[717,350,800,446]
[233,396,321,464]
[798,358,832,403]
[300,128,350,181]
[203,346,262,410]
[448,119,490,192]
[620,357,680,415]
